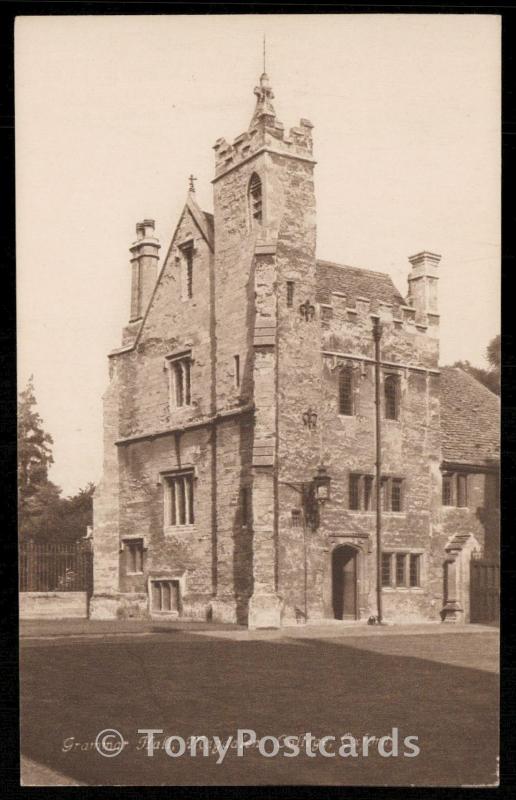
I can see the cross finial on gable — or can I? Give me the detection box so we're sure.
[188,174,197,193]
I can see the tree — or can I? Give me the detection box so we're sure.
[18,376,54,503]
[17,377,62,540]
[450,335,500,396]
[18,378,96,542]
[59,483,96,541]
[486,334,500,391]
[21,480,63,541]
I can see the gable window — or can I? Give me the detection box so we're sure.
[381,552,422,588]
[249,173,263,224]
[286,281,295,308]
[123,538,144,574]
[384,374,400,420]
[164,471,195,527]
[166,352,192,409]
[338,366,354,416]
[179,243,194,300]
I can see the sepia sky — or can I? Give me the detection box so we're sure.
[16,14,500,495]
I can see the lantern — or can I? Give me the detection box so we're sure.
[313,465,331,503]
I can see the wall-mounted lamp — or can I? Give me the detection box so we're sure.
[313,465,331,503]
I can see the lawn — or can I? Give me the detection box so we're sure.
[20,629,499,786]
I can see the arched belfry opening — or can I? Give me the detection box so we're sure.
[332,545,359,620]
[248,172,263,225]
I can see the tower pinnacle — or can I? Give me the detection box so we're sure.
[250,71,276,127]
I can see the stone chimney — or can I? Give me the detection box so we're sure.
[407,251,441,315]
[129,219,160,322]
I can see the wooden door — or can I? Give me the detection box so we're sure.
[332,547,357,620]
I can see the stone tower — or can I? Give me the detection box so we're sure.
[211,72,320,627]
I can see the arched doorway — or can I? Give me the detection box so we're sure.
[332,545,358,620]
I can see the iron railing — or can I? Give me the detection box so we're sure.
[19,539,93,593]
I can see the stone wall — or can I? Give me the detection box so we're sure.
[442,470,499,560]
[276,268,445,622]
[92,203,217,618]
[20,592,89,619]
[119,206,215,441]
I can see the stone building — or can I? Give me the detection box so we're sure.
[91,71,499,626]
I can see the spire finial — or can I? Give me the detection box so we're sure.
[251,39,275,126]
[188,174,197,194]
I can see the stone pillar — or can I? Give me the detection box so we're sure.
[441,553,463,623]
[248,469,281,628]
[90,369,122,619]
[441,533,482,623]
[248,259,281,629]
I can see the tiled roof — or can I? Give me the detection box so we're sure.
[440,367,500,466]
[316,259,406,308]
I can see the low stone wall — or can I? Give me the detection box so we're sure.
[89,592,148,620]
[19,592,89,620]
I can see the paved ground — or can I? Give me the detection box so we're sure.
[19,621,499,786]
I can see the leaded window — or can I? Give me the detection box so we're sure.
[164,472,194,527]
[384,374,400,420]
[339,367,354,416]
[249,173,263,224]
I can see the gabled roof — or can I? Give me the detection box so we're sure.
[440,367,499,467]
[183,194,214,251]
[316,259,406,309]
[117,197,214,355]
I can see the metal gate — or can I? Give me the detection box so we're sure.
[470,557,499,624]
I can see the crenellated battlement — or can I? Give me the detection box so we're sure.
[213,119,314,179]
[319,289,439,339]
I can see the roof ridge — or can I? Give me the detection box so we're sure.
[316,258,392,279]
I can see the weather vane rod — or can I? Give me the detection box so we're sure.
[263,34,266,73]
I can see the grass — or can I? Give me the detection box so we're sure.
[20,630,499,786]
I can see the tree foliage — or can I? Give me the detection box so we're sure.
[59,483,96,541]
[450,335,500,396]
[18,378,95,541]
[18,376,54,506]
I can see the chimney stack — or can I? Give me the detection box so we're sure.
[407,251,441,316]
[129,219,160,322]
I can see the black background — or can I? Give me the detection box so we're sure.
[0,2,514,798]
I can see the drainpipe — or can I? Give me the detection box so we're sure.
[372,316,383,624]
[303,511,308,622]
